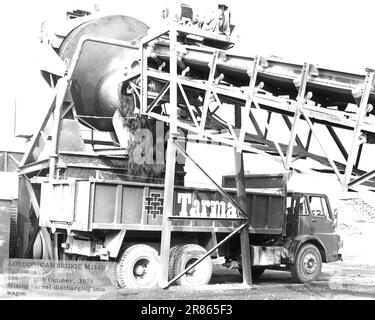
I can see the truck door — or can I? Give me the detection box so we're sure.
[307,195,333,234]
[306,195,341,262]
[296,196,313,236]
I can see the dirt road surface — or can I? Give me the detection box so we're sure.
[104,261,375,300]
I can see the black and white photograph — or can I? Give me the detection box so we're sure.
[0,0,375,307]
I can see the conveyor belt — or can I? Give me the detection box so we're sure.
[152,41,375,109]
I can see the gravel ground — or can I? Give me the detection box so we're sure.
[101,261,375,300]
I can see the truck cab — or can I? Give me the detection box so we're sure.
[223,183,343,284]
[282,192,342,282]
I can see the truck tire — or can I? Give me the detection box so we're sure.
[32,231,43,259]
[291,243,322,283]
[32,230,51,260]
[116,244,160,289]
[239,266,266,280]
[168,245,183,281]
[172,244,212,287]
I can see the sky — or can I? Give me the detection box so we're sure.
[0,0,374,192]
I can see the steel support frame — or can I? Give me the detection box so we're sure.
[343,69,375,191]
[148,111,285,166]
[23,179,53,259]
[158,18,178,288]
[234,102,252,286]
[199,50,220,134]
[248,95,287,166]
[326,125,348,161]
[162,140,250,288]
[140,16,255,288]
[348,169,375,188]
[236,55,286,166]
[282,115,304,149]
[138,17,375,287]
[285,63,310,169]
[143,51,287,168]
[300,108,344,184]
[143,52,375,188]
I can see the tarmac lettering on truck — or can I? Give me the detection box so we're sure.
[177,193,237,218]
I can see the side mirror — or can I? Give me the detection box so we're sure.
[332,209,338,229]
[333,208,338,221]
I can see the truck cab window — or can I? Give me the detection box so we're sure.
[309,196,330,219]
[297,197,308,216]
[286,196,292,215]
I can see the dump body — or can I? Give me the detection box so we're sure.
[39,178,285,235]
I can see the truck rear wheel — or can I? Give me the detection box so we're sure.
[172,244,212,287]
[168,245,183,282]
[116,244,160,289]
[33,230,51,260]
[291,243,322,283]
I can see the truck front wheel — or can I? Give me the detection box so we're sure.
[291,243,322,283]
[116,244,160,289]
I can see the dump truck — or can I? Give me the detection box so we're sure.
[34,173,342,288]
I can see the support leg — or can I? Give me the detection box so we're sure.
[343,69,375,191]
[159,138,177,288]
[234,150,252,286]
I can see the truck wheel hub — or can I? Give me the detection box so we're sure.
[133,259,149,277]
[303,254,317,274]
[185,258,198,276]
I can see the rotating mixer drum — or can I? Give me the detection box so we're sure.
[58,15,149,131]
